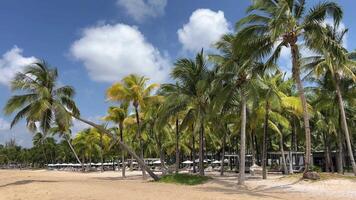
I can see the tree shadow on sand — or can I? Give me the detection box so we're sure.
[0,180,58,188]
[196,176,303,199]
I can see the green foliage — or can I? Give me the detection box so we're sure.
[159,174,211,185]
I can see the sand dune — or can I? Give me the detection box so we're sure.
[0,170,355,200]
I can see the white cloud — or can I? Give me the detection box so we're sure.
[0,118,10,131]
[177,9,230,53]
[0,47,37,86]
[70,23,170,83]
[323,18,348,48]
[117,0,167,22]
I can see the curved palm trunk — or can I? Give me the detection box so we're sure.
[74,116,159,181]
[175,118,180,174]
[334,77,356,175]
[262,100,269,179]
[238,95,247,185]
[134,105,147,179]
[290,44,312,174]
[119,123,126,178]
[65,137,83,169]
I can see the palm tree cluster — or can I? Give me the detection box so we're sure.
[2,0,355,184]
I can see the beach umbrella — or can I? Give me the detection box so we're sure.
[153,160,161,164]
[182,160,193,164]
[195,159,207,163]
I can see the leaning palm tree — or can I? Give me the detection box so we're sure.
[4,61,159,180]
[4,61,80,136]
[236,0,343,175]
[303,23,356,175]
[107,74,159,179]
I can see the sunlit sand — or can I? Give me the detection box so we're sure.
[1,170,355,200]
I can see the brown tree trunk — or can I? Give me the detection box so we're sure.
[335,76,356,175]
[65,137,83,169]
[134,105,147,179]
[199,120,205,176]
[337,131,344,174]
[290,43,312,174]
[238,95,247,185]
[119,123,126,178]
[262,100,269,179]
[74,116,159,181]
[192,129,196,173]
[175,118,180,174]
[280,135,288,175]
[220,131,226,176]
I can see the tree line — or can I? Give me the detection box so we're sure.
[2,0,355,184]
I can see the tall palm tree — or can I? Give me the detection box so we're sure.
[303,23,356,175]
[103,103,129,177]
[236,0,343,175]
[211,33,266,184]
[107,74,159,179]
[167,50,214,176]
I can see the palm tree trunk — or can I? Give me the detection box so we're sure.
[119,123,126,178]
[334,77,356,175]
[134,105,147,179]
[262,100,269,179]
[337,131,344,174]
[199,120,205,176]
[290,43,312,174]
[238,95,247,185]
[175,118,180,174]
[100,132,104,172]
[192,128,196,173]
[280,135,288,175]
[221,131,226,176]
[65,137,83,168]
[74,116,159,181]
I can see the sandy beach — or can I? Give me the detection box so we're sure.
[0,170,355,200]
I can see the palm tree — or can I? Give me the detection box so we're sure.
[4,61,159,180]
[107,74,159,179]
[211,34,266,184]
[4,61,80,136]
[303,23,356,175]
[236,0,343,175]
[103,103,129,177]
[168,50,214,176]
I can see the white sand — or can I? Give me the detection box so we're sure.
[0,170,355,200]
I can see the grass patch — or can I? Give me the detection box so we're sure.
[159,173,211,185]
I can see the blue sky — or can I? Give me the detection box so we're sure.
[0,0,355,147]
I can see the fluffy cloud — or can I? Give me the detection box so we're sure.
[178,9,230,53]
[117,0,167,22]
[0,47,37,86]
[70,23,170,83]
